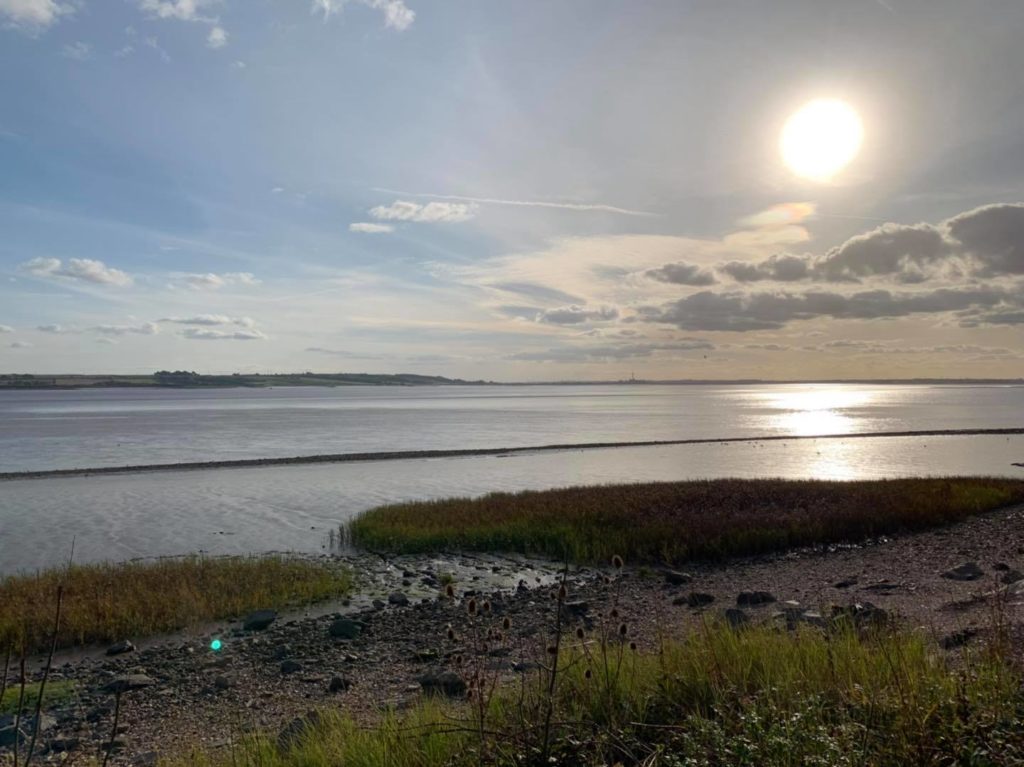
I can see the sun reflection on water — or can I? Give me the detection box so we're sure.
[760,387,876,437]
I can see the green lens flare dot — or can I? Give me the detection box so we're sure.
[210,639,222,651]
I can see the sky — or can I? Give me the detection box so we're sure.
[1,0,1023,381]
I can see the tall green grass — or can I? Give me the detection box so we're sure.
[166,622,1024,766]
[348,477,1024,564]
[0,556,352,654]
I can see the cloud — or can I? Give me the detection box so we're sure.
[206,25,227,48]
[37,324,70,333]
[21,257,133,286]
[312,0,415,31]
[372,189,655,217]
[96,338,117,345]
[536,305,619,325]
[180,327,266,341]
[490,282,585,305]
[646,262,717,286]
[0,325,12,333]
[640,286,1017,332]
[138,0,219,22]
[91,322,160,336]
[369,200,476,223]
[349,222,394,234]
[509,338,714,363]
[10,341,32,349]
[182,272,259,290]
[61,41,92,60]
[161,314,254,327]
[717,254,810,283]
[738,202,817,229]
[714,203,1024,286]
[0,0,71,30]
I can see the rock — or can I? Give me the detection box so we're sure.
[0,713,54,749]
[280,660,303,674]
[243,609,278,631]
[106,640,136,656]
[327,675,352,693]
[686,592,715,608]
[737,591,776,607]
[133,752,159,766]
[861,581,901,593]
[723,608,749,629]
[418,670,467,698]
[992,562,1011,572]
[277,711,322,753]
[562,600,590,617]
[833,577,858,589]
[411,649,439,663]
[213,675,232,691]
[940,628,978,650]
[830,602,889,629]
[49,735,82,752]
[664,570,692,586]
[388,592,410,607]
[328,618,362,640]
[101,674,155,695]
[1000,569,1024,585]
[372,599,386,610]
[942,562,984,581]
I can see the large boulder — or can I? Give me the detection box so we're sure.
[737,591,776,607]
[105,640,135,656]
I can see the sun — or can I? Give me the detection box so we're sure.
[780,99,863,181]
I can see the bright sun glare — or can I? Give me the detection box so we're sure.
[780,99,864,181]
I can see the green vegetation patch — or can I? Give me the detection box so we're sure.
[168,622,1024,766]
[348,477,1024,564]
[0,680,76,716]
[0,556,351,654]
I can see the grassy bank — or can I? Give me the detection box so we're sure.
[170,620,1024,766]
[348,477,1024,564]
[0,555,352,655]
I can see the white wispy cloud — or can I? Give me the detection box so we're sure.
[312,0,414,31]
[349,222,394,234]
[21,257,133,286]
[180,327,266,341]
[10,341,32,349]
[0,0,72,31]
[61,41,92,60]
[161,314,254,327]
[181,272,259,290]
[206,25,227,48]
[372,189,655,217]
[0,324,12,333]
[91,322,160,336]
[369,199,476,223]
[137,0,219,22]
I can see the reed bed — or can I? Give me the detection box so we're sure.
[0,555,351,654]
[348,477,1024,564]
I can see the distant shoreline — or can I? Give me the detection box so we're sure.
[1,372,1022,390]
[3,427,1022,482]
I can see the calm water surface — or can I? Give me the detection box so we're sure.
[1,383,1022,573]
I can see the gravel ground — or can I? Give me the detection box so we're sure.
[4,504,1024,765]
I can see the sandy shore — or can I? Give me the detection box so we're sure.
[4,502,1024,765]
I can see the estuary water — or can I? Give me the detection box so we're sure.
[1,383,1022,573]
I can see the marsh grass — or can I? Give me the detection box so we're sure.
[0,680,76,716]
[165,620,1024,766]
[0,556,352,654]
[348,477,1024,564]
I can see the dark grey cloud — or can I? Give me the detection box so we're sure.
[704,203,1024,286]
[641,286,1016,332]
[537,305,619,325]
[509,338,714,363]
[646,262,717,286]
[718,254,810,283]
